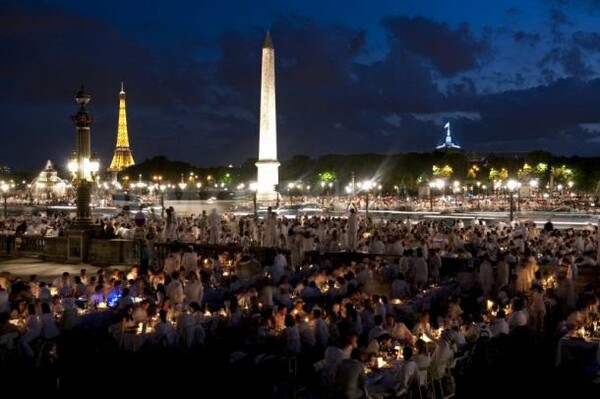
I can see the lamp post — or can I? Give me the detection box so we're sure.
[67,85,99,262]
[287,182,294,206]
[362,181,373,218]
[452,180,460,208]
[507,179,518,222]
[428,179,445,211]
[529,179,538,201]
[1,182,9,218]
[250,182,258,219]
[320,181,326,206]
[70,85,97,226]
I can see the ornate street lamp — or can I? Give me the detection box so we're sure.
[66,85,100,262]
[507,179,518,222]
[70,85,97,226]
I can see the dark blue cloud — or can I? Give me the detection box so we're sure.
[382,16,491,76]
[513,31,541,46]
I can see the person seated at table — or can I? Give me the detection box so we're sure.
[290,299,307,319]
[106,280,123,308]
[40,302,60,340]
[412,338,432,386]
[9,299,28,330]
[385,314,414,346]
[315,326,359,377]
[120,304,137,334]
[393,346,419,395]
[89,284,105,309]
[431,329,456,378]
[507,297,529,332]
[566,293,596,328]
[368,345,419,399]
[178,302,205,348]
[489,309,509,337]
[153,309,177,347]
[462,313,480,345]
[366,332,392,356]
[283,313,302,355]
[0,311,20,336]
[20,303,42,357]
[446,319,467,351]
[330,347,369,399]
[117,287,135,310]
[446,296,464,325]
[53,272,72,298]
[313,307,330,351]
[412,312,435,342]
[72,276,86,298]
[133,299,151,324]
[367,315,387,344]
[38,281,52,304]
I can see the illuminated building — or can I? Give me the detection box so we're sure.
[108,82,135,178]
[436,122,461,150]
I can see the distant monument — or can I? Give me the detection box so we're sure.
[108,82,135,179]
[29,160,69,200]
[255,31,280,202]
[436,122,461,150]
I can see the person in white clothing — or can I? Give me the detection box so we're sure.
[40,302,60,340]
[20,304,42,357]
[346,207,358,252]
[207,208,221,244]
[184,271,204,306]
[165,271,185,305]
[153,309,177,347]
[489,309,509,337]
[313,308,330,350]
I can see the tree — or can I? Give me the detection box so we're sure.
[517,163,533,181]
[432,164,453,179]
[467,165,480,180]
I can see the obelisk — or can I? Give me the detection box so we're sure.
[255,31,280,202]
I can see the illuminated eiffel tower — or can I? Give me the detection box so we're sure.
[108,82,135,178]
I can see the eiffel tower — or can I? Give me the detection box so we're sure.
[108,82,135,178]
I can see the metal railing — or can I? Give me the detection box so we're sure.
[0,235,46,255]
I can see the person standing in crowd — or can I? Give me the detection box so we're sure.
[208,208,221,244]
[346,206,358,252]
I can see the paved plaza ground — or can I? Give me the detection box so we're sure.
[0,255,128,284]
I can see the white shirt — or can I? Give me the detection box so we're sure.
[40,313,60,339]
[490,318,509,337]
[184,279,204,305]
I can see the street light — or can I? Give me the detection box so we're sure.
[1,182,10,218]
[428,179,445,211]
[287,182,294,206]
[250,182,258,219]
[70,85,98,226]
[452,180,461,208]
[530,179,538,199]
[362,180,373,218]
[507,179,518,222]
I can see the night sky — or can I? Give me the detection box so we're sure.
[3,0,600,173]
